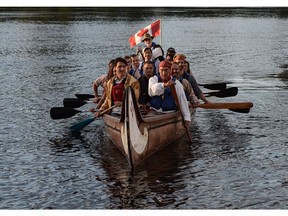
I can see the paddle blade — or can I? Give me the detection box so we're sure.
[205,87,238,98]
[229,108,250,113]
[50,107,81,120]
[199,82,227,90]
[75,94,95,100]
[63,98,87,108]
[69,117,95,132]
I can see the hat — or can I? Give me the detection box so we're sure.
[159,60,172,68]
[167,47,176,54]
[173,53,186,61]
[142,33,154,42]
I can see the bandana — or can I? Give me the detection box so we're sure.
[159,60,172,68]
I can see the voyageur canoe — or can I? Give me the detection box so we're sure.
[102,86,196,168]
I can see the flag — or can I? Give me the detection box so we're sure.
[129,20,161,48]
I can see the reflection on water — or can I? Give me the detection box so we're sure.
[277,67,288,87]
[198,111,252,159]
[268,63,288,88]
[95,127,201,209]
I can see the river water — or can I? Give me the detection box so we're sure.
[0,8,288,210]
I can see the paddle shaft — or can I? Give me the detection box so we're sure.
[170,84,193,143]
[98,104,117,115]
[69,104,117,132]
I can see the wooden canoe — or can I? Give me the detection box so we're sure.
[102,86,196,168]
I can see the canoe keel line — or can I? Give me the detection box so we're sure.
[103,87,196,168]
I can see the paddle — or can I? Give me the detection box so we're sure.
[198,102,253,113]
[50,107,82,119]
[204,87,238,98]
[199,82,230,90]
[63,98,94,108]
[50,107,97,120]
[69,104,117,132]
[75,94,95,100]
[170,84,193,143]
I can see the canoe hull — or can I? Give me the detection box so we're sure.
[103,87,195,168]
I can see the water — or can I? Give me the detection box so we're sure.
[0,8,288,209]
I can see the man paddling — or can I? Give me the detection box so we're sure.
[173,53,210,104]
[95,57,140,117]
[171,61,200,108]
[148,60,191,129]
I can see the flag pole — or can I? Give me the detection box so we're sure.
[160,17,163,47]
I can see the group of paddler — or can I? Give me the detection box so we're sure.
[50,33,254,132]
[90,33,214,129]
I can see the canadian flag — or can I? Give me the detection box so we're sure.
[128,20,161,48]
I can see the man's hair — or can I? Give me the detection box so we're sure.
[143,60,154,68]
[114,57,128,66]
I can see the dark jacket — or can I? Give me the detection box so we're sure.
[138,75,151,105]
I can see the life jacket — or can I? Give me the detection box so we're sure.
[150,76,177,111]
[111,78,126,103]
